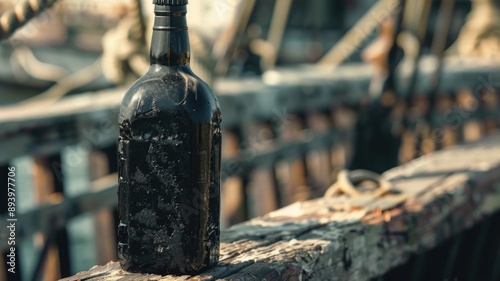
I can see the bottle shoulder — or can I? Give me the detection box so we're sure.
[119,65,220,124]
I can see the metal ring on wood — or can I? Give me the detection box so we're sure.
[324,169,393,197]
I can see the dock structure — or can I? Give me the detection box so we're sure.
[1,58,500,280]
[62,133,500,280]
[2,0,500,279]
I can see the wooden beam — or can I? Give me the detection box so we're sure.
[32,155,66,281]
[2,58,500,166]
[88,149,117,265]
[0,173,118,251]
[245,122,279,217]
[62,133,500,281]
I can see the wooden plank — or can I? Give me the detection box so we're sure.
[305,111,333,197]
[245,122,279,218]
[89,150,117,265]
[279,115,310,203]
[221,128,248,223]
[32,155,65,281]
[62,133,500,281]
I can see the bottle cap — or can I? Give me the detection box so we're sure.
[153,0,188,5]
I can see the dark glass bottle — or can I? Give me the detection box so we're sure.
[117,0,221,275]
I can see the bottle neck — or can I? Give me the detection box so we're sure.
[150,5,190,66]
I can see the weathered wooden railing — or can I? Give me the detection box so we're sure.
[1,57,500,280]
[63,133,500,281]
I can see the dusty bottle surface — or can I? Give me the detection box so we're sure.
[117,0,221,275]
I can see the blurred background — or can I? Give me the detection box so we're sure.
[1,0,500,280]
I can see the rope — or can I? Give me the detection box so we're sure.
[100,0,217,85]
[20,57,103,104]
[13,0,148,105]
[10,46,69,82]
[455,0,500,58]
[189,30,217,85]
[101,0,149,84]
[0,0,59,40]
[324,169,393,197]
[7,0,214,104]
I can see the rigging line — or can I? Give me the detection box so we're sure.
[213,0,257,76]
[401,0,433,130]
[13,0,148,105]
[10,46,69,82]
[348,0,406,173]
[416,0,456,154]
[260,0,293,70]
[101,0,150,83]
[0,0,59,40]
[424,0,457,122]
[383,0,406,96]
[318,0,400,69]
[132,0,146,44]
[20,56,103,105]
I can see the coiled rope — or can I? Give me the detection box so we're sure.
[0,0,59,40]
[324,169,393,197]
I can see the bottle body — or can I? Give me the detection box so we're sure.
[117,64,221,275]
